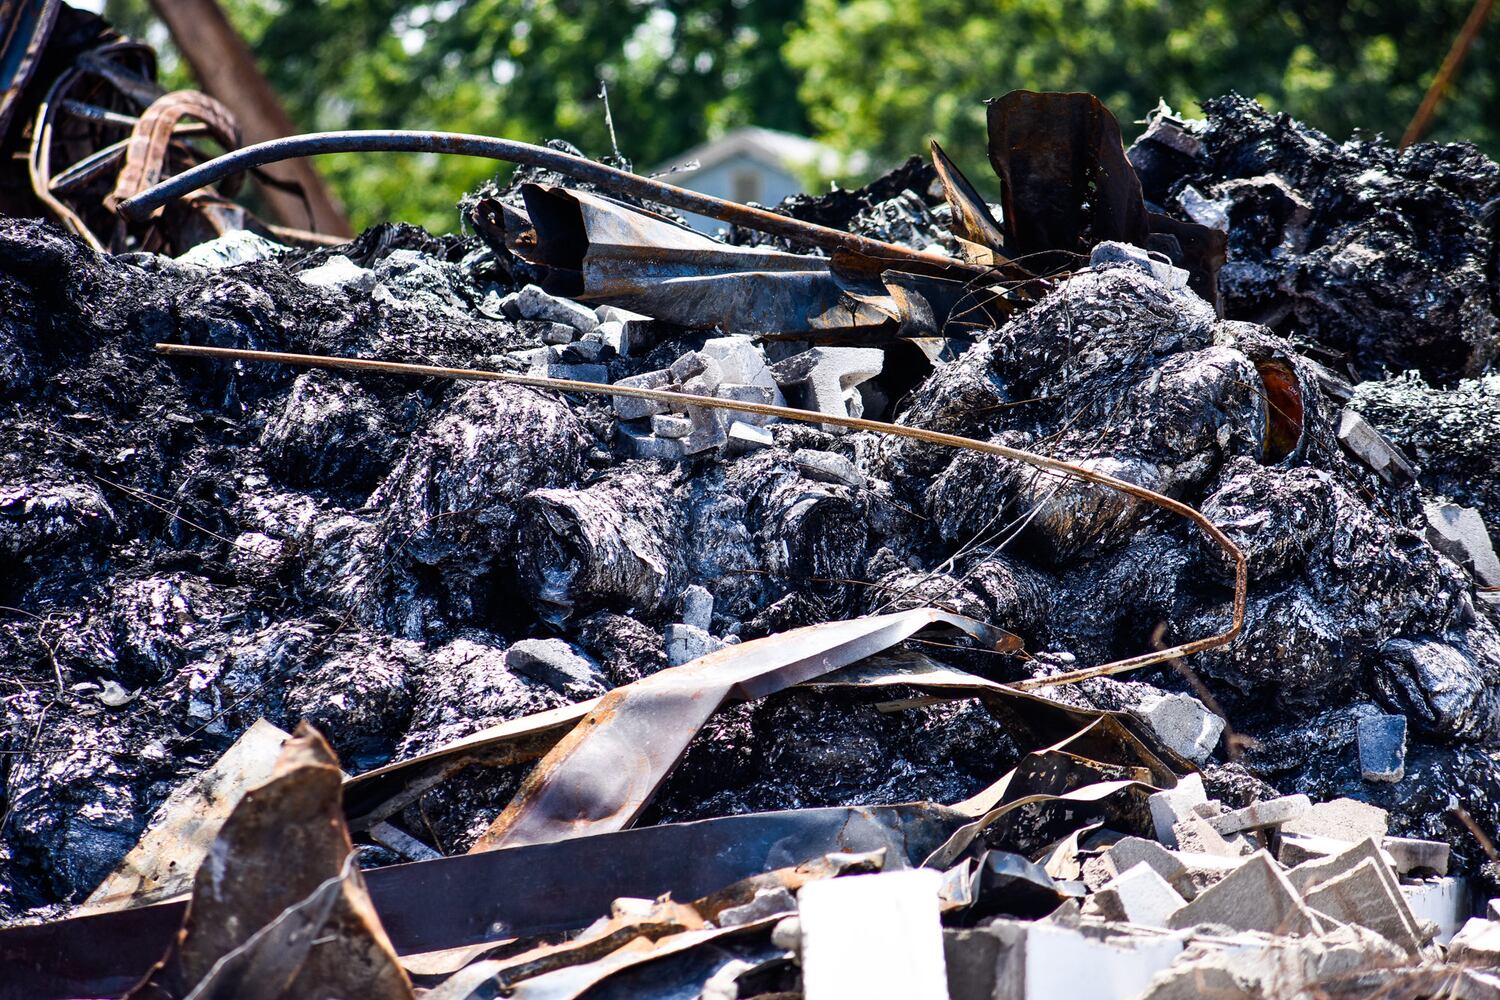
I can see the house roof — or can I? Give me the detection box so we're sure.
[653,126,858,180]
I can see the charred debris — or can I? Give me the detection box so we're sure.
[6,7,1500,1000]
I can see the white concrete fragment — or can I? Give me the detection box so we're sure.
[1149,773,1207,847]
[612,369,672,420]
[769,347,883,432]
[666,622,724,666]
[725,421,773,455]
[680,585,714,631]
[1281,797,1388,842]
[514,283,599,332]
[794,449,866,488]
[1424,502,1500,587]
[1401,876,1470,945]
[1337,410,1417,485]
[1206,794,1311,836]
[176,230,287,269]
[1090,240,1190,291]
[296,254,375,291]
[1092,863,1186,929]
[617,422,683,461]
[1129,692,1225,764]
[650,414,693,439]
[1013,921,1186,1000]
[798,869,948,1000]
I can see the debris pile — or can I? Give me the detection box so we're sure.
[4,12,1500,993]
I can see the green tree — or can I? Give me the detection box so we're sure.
[786,0,1500,193]
[108,0,811,231]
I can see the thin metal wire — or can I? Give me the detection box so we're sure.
[155,342,1249,689]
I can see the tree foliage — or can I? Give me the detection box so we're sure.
[106,0,1500,231]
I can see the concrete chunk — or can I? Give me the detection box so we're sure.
[297,254,375,291]
[650,414,693,439]
[1281,797,1389,842]
[794,449,866,488]
[1402,876,1470,945]
[515,283,598,332]
[505,638,608,698]
[1302,857,1421,953]
[1337,409,1417,485]
[1382,836,1450,877]
[666,622,724,666]
[1278,833,1357,868]
[986,919,1186,1000]
[1425,503,1500,587]
[612,369,672,420]
[616,422,683,461]
[1091,240,1190,290]
[1106,838,1194,899]
[714,382,781,425]
[1357,714,1407,783]
[1288,837,1426,947]
[798,870,948,1000]
[1149,773,1207,847]
[769,346,883,431]
[1171,812,1243,858]
[725,421,773,455]
[681,406,728,454]
[1091,862,1185,928]
[537,321,576,345]
[1206,794,1311,835]
[1129,692,1225,764]
[1167,851,1319,936]
[1450,918,1500,967]
[679,585,713,631]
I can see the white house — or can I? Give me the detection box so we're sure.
[652,126,857,233]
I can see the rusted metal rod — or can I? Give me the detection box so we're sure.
[117,130,978,275]
[156,342,1247,687]
[1401,0,1495,148]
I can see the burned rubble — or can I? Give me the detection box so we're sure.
[3,63,1500,999]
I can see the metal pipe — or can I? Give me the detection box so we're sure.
[155,341,1247,688]
[118,130,979,275]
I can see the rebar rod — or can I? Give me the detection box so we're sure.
[117,130,979,275]
[156,342,1247,688]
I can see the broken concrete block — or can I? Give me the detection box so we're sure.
[497,289,522,318]
[529,362,609,384]
[297,254,375,292]
[794,449,866,489]
[1129,692,1225,764]
[1288,838,1426,945]
[515,283,598,333]
[1281,797,1389,842]
[1302,857,1421,953]
[769,347,884,431]
[1424,503,1500,587]
[1090,240,1190,291]
[725,421,773,455]
[798,869,948,1000]
[1337,409,1417,485]
[714,382,781,425]
[1175,851,1256,898]
[701,335,780,391]
[1450,917,1500,967]
[1167,851,1319,936]
[176,229,286,269]
[1149,773,1207,847]
[1357,714,1407,783]
[650,414,693,439]
[666,622,725,666]
[1091,862,1185,928]
[1171,813,1243,858]
[1206,794,1311,835]
[1107,838,1194,899]
[595,320,627,357]
[612,369,672,420]
[681,406,728,455]
[1383,836,1449,876]
[991,919,1185,1000]
[1402,876,1470,945]
[537,321,576,345]
[594,306,654,353]
[504,638,608,698]
[674,586,713,633]
[670,351,723,393]
[617,422,683,461]
[1279,833,1357,868]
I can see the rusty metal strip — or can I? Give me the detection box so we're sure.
[155,343,1249,688]
[0,803,963,1000]
[113,130,982,279]
[106,89,241,210]
[929,138,1008,263]
[470,609,1013,851]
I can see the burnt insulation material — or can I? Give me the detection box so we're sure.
[3,98,1500,919]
